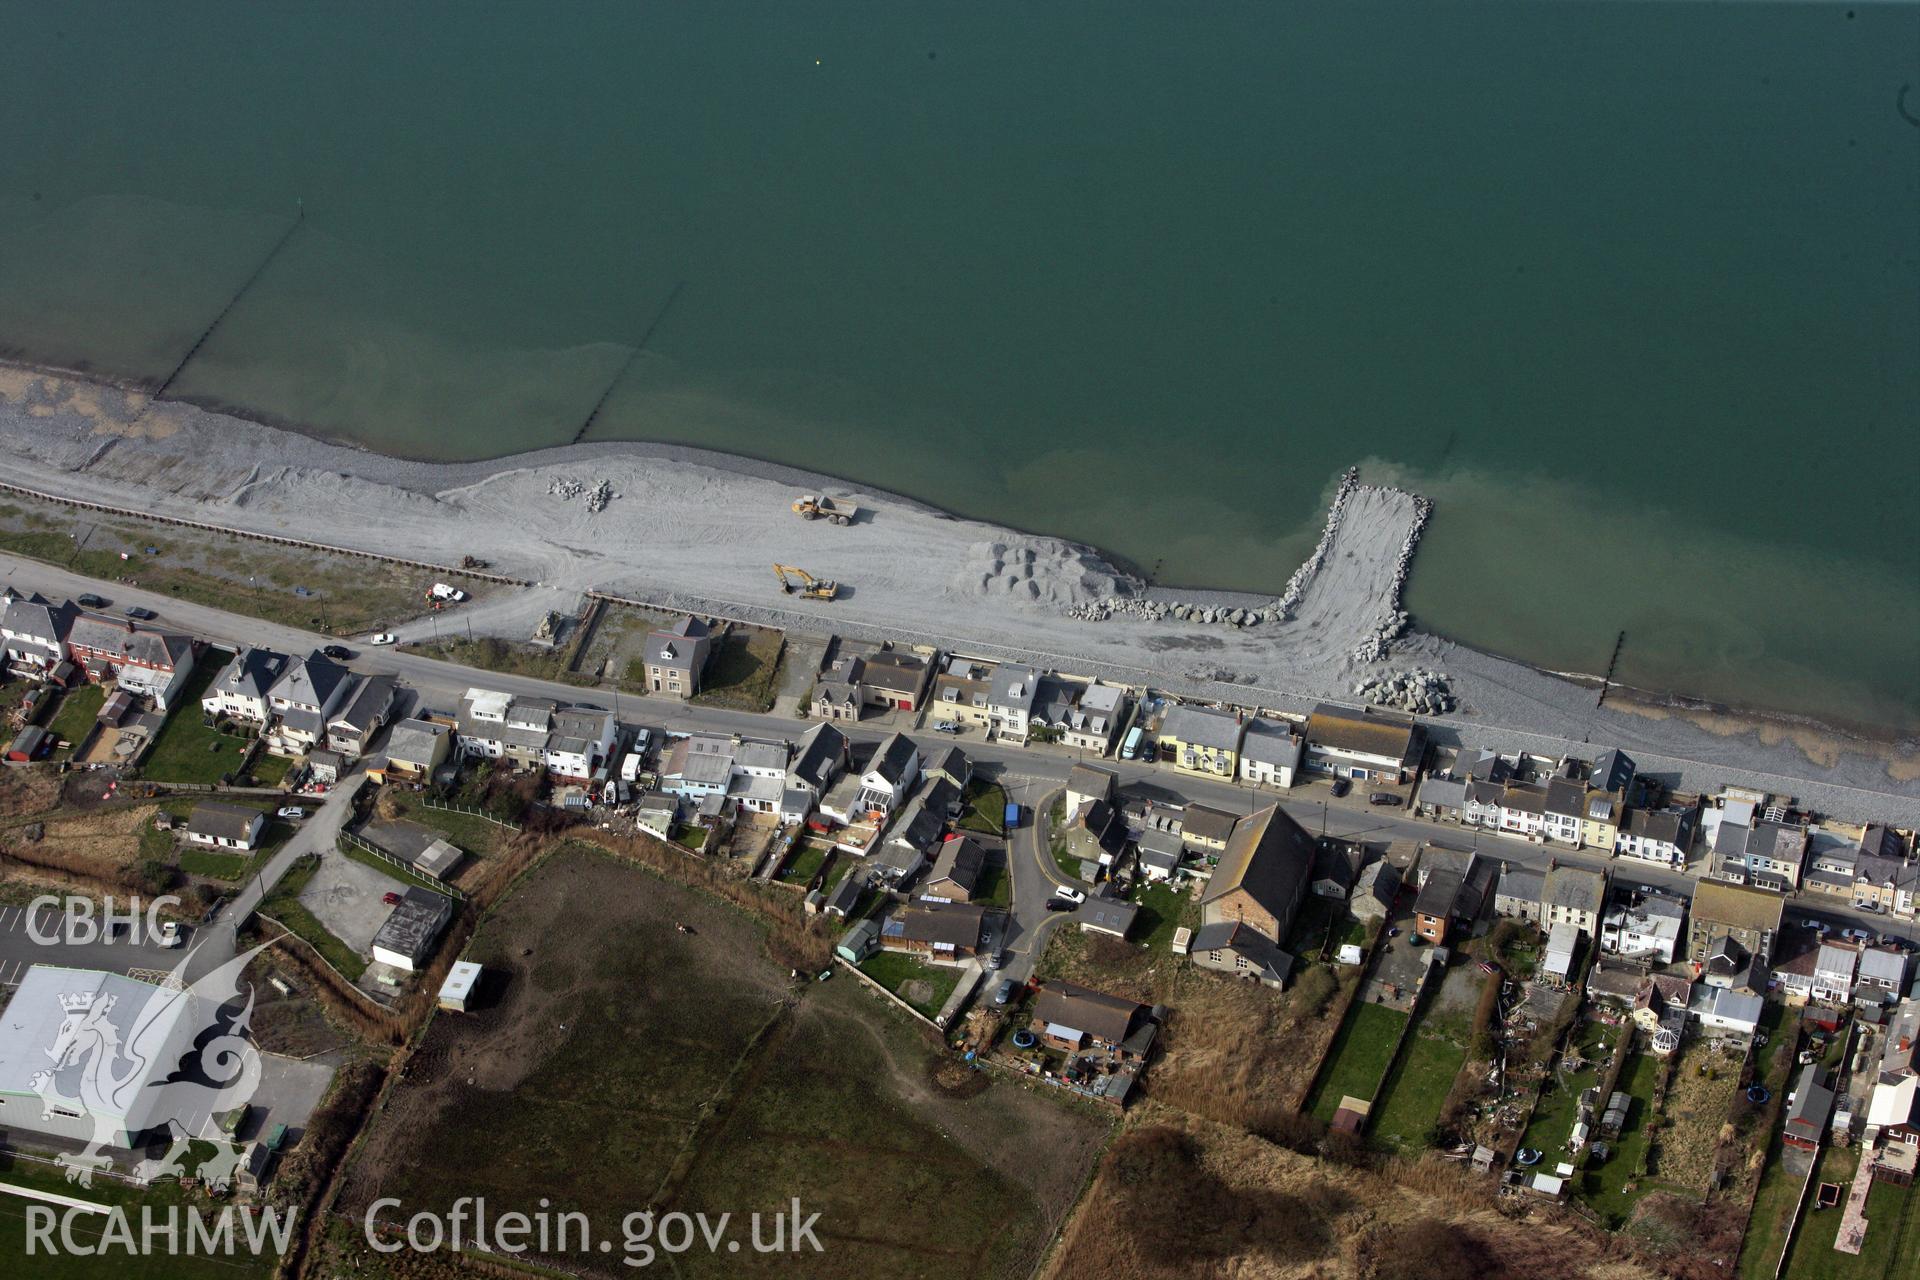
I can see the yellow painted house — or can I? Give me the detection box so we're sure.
[1156,704,1245,779]
[1580,789,1624,853]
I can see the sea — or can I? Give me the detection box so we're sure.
[0,2,1914,734]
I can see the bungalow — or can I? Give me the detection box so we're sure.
[635,791,681,841]
[1031,981,1151,1057]
[1239,717,1303,788]
[1303,704,1424,784]
[1615,808,1695,869]
[1061,681,1127,755]
[1350,859,1401,921]
[326,674,399,761]
[1310,840,1366,900]
[1179,803,1239,856]
[921,835,986,903]
[879,901,988,962]
[1136,828,1186,883]
[1198,803,1315,943]
[926,656,995,732]
[377,717,453,783]
[1064,762,1117,815]
[641,615,711,699]
[1783,1064,1837,1151]
[985,663,1040,742]
[859,649,931,712]
[1156,704,1243,779]
[1188,920,1292,988]
[1,593,71,677]
[1075,895,1140,940]
[201,647,288,725]
[64,615,196,710]
[182,802,265,851]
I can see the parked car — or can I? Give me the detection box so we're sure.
[367,632,397,646]
[77,593,108,609]
[159,921,182,949]
[1368,792,1402,807]
[276,806,306,820]
[427,583,468,603]
[1331,778,1351,798]
[381,891,402,906]
[993,979,1018,1006]
[1053,886,1087,905]
[932,721,961,734]
[1043,898,1077,912]
[322,645,353,660]
[124,605,157,621]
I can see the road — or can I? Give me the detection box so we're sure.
[4,552,1912,954]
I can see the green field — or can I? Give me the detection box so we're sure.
[44,683,105,754]
[957,781,1008,837]
[975,858,1012,908]
[381,797,517,857]
[1128,881,1193,953]
[1306,1001,1409,1123]
[1369,1022,1471,1150]
[139,663,254,784]
[858,951,962,1019]
[779,842,829,885]
[0,1154,280,1279]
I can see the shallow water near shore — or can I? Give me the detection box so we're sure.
[0,2,1913,733]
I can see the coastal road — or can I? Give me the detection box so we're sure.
[3,554,1912,946]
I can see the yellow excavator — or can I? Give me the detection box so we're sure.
[772,563,839,601]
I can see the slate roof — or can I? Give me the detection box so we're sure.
[1032,980,1143,1045]
[927,835,986,896]
[1181,803,1239,845]
[1200,803,1314,919]
[383,718,451,766]
[789,723,848,792]
[1065,762,1117,801]
[1305,704,1423,766]
[1160,703,1243,751]
[861,651,928,696]
[864,732,918,786]
[986,663,1039,714]
[210,647,287,703]
[1240,717,1303,768]
[644,615,710,672]
[329,674,397,733]
[271,651,351,711]
[184,801,261,844]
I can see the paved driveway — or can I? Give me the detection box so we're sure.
[296,851,409,955]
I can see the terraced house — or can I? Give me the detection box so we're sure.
[1157,703,1244,779]
[1614,807,1695,868]
[1687,880,1783,991]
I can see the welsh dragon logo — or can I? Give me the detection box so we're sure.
[28,940,269,1191]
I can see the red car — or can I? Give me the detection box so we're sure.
[381,891,402,906]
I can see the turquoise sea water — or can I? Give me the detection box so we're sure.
[0,2,1914,731]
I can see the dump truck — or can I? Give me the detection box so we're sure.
[772,563,838,601]
[791,495,857,525]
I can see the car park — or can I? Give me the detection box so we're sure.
[124,605,157,620]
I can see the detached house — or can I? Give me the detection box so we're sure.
[921,834,986,903]
[810,656,862,721]
[642,615,711,699]
[376,718,454,783]
[858,649,931,713]
[182,801,265,851]
[1032,981,1152,1058]
[1303,704,1424,784]
[1157,704,1244,779]
[202,647,288,726]
[879,901,988,962]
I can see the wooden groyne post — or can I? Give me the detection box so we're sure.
[150,202,306,403]
[570,279,687,445]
